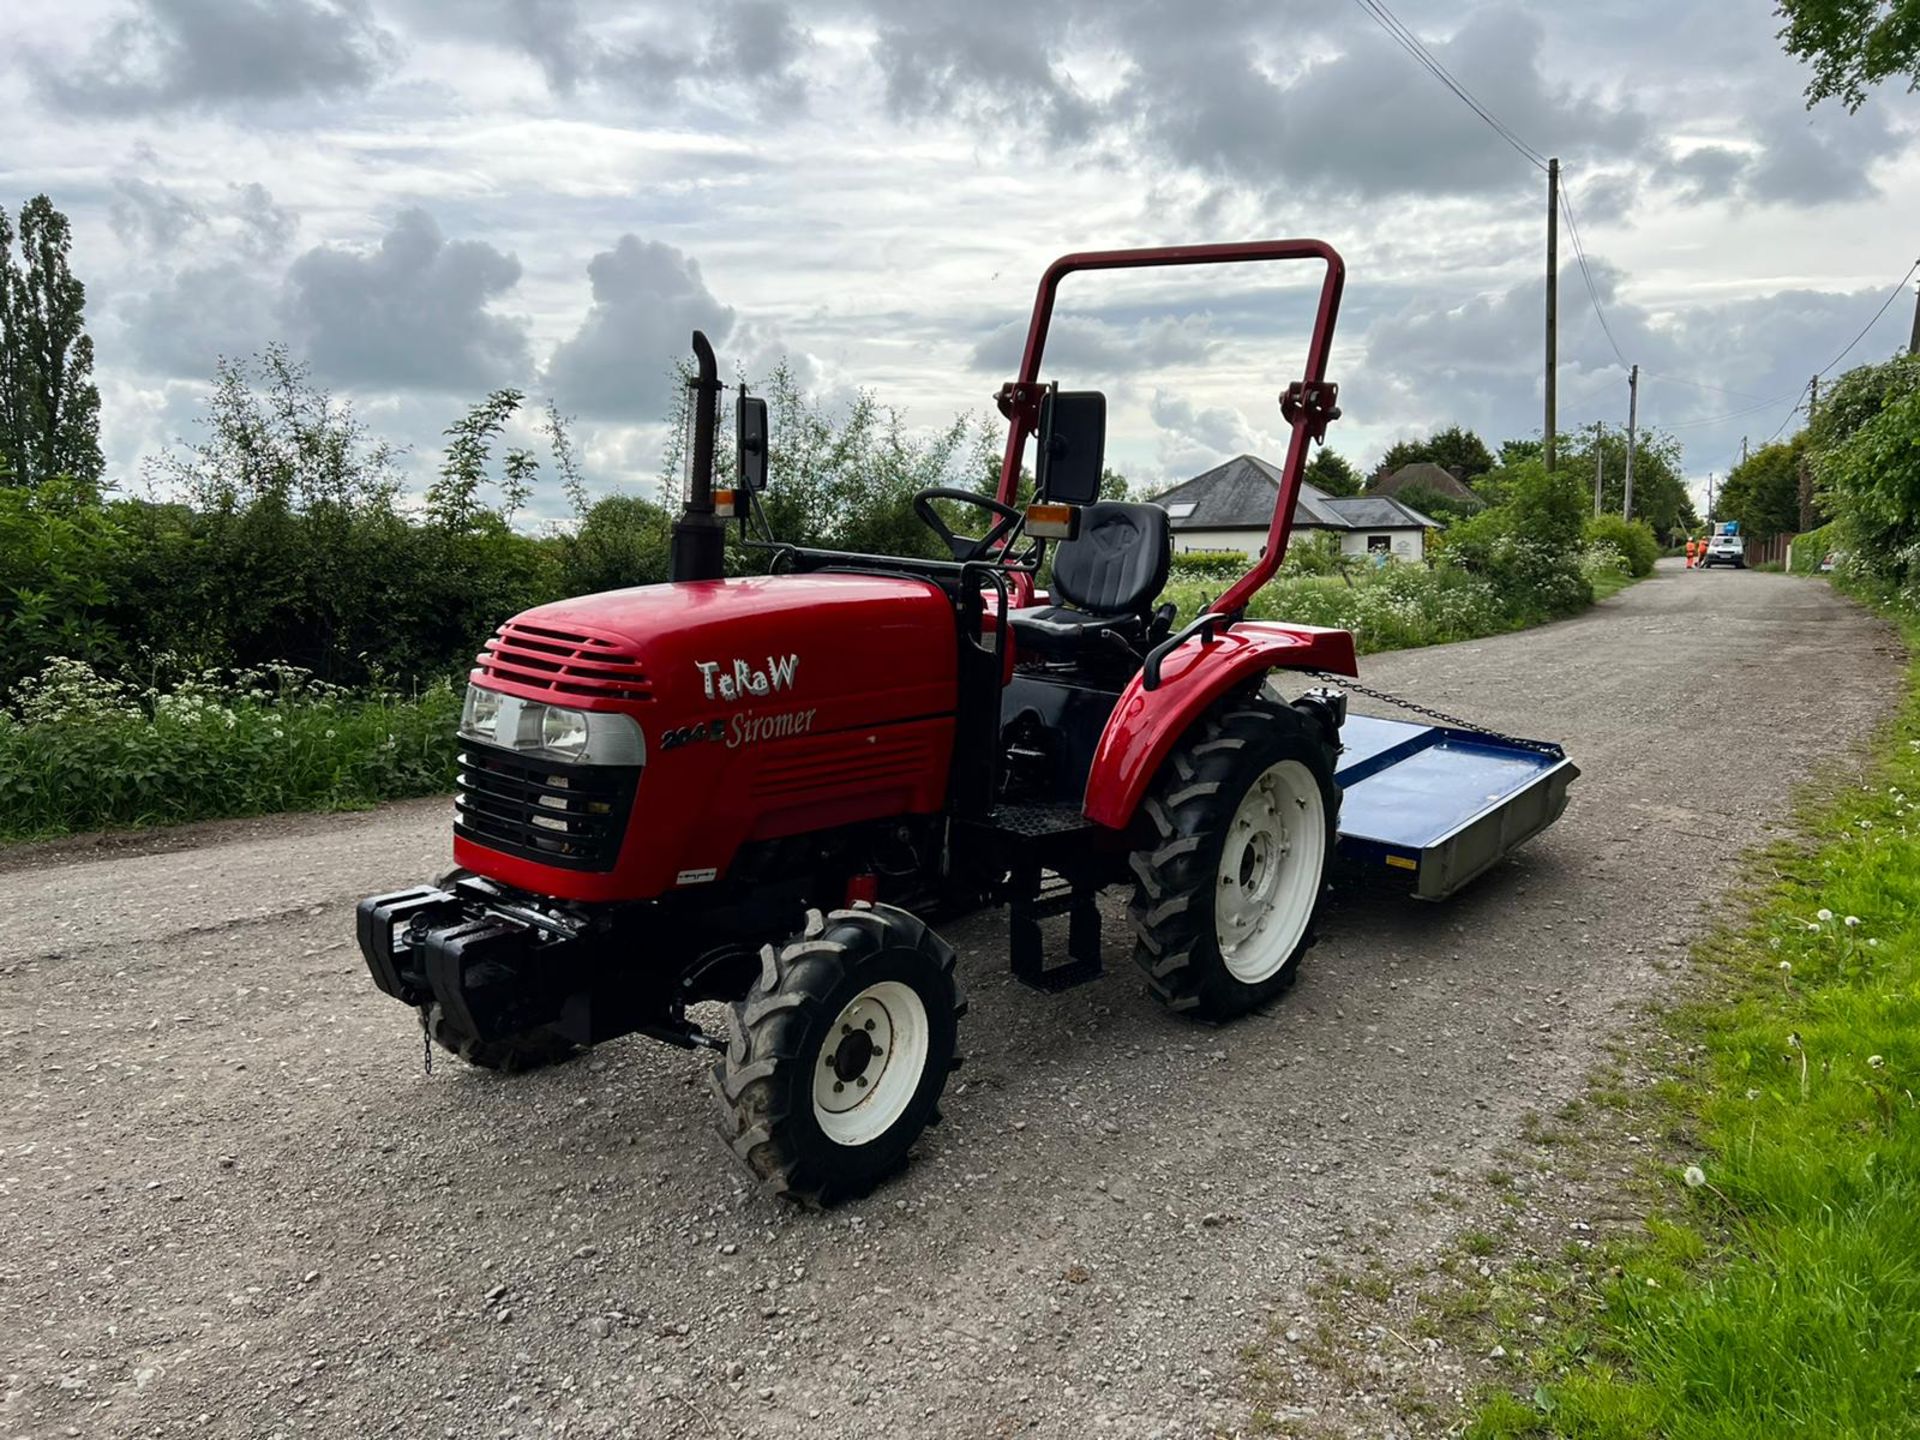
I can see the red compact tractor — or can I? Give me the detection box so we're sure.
[358,241,1577,1204]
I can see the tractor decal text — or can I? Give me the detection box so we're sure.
[727,707,817,750]
[659,719,726,752]
[696,653,799,703]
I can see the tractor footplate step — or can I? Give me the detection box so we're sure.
[982,802,1096,840]
[1008,869,1105,992]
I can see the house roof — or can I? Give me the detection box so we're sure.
[1148,454,1436,531]
[1367,461,1485,507]
[1323,496,1440,530]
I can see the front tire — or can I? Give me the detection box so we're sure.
[711,904,962,1206]
[1128,696,1339,1020]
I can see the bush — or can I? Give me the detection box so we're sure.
[1584,513,1660,577]
[1789,520,1841,574]
[1169,549,1252,581]
[0,657,459,839]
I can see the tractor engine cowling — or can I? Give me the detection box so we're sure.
[452,572,960,903]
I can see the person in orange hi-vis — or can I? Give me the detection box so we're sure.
[1685,536,1699,569]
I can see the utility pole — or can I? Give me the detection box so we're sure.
[1593,421,1604,515]
[1741,436,1749,467]
[1910,278,1920,355]
[1797,375,1819,532]
[1544,157,1559,472]
[1622,363,1639,520]
[1706,473,1716,524]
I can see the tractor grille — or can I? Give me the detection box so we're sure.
[477,621,653,703]
[454,744,639,871]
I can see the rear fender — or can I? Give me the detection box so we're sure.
[1082,622,1358,831]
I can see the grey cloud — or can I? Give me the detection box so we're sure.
[1667,145,1749,202]
[507,0,596,92]
[544,236,735,420]
[968,315,1215,376]
[863,4,1645,199]
[283,209,531,392]
[230,183,298,260]
[36,0,396,115]
[873,4,1096,142]
[109,178,206,250]
[1656,88,1901,207]
[121,260,280,378]
[1744,103,1898,205]
[396,0,810,108]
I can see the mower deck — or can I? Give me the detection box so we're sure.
[1332,713,1578,900]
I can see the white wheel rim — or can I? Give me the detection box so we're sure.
[811,980,930,1147]
[1215,759,1326,983]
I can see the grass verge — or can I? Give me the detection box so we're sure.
[0,659,459,841]
[1165,555,1639,658]
[1460,574,1920,1438]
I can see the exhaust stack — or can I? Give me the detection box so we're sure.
[670,329,726,583]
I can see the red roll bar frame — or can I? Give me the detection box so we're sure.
[994,240,1345,618]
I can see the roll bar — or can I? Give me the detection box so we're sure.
[994,240,1345,618]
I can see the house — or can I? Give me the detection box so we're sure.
[1366,461,1485,509]
[1148,454,1440,562]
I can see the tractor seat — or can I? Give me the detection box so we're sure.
[1010,501,1173,660]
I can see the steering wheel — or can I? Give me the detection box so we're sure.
[913,487,1026,563]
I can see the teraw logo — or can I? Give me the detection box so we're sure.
[696,654,799,703]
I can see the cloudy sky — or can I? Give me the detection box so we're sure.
[4,0,1917,520]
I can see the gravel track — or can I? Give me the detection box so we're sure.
[0,562,1899,1439]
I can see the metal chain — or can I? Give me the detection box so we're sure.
[1299,669,1564,758]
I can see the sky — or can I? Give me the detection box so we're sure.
[3,0,1918,523]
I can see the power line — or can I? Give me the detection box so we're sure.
[1558,178,1625,366]
[1761,398,1806,447]
[1349,0,1549,171]
[1654,393,1804,431]
[1637,372,1782,404]
[1816,258,1920,377]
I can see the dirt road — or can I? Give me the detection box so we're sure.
[0,564,1899,1439]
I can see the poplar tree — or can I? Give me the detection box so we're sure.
[0,195,104,491]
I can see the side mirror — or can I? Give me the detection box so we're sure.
[1036,389,1105,506]
[737,393,769,491]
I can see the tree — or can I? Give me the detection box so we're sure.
[1777,0,1920,110]
[1809,352,1920,578]
[1376,425,1495,483]
[1303,448,1361,496]
[1718,437,1810,538]
[1560,425,1700,541]
[0,196,103,491]
[664,360,996,562]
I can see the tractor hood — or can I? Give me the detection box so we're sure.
[462,571,964,902]
[472,573,960,730]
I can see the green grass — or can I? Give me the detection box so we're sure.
[1590,567,1639,601]
[1466,574,1920,1440]
[1165,555,1639,657]
[0,659,460,841]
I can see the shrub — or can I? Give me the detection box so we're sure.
[1789,520,1841,574]
[1584,513,1660,577]
[0,658,459,839]
[1168,548,1251,581]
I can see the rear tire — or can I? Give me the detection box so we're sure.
[422,1002,580,1073]
[711,904,962,1206]
[1128,695,1339,1020]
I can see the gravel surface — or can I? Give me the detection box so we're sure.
[0,562,1900,1440]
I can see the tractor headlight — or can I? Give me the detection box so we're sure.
[457,685,645,766]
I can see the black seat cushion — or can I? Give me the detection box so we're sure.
[1009,502,1170,660]
[1049,502,1172,616]
[1006,605,1146,659]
